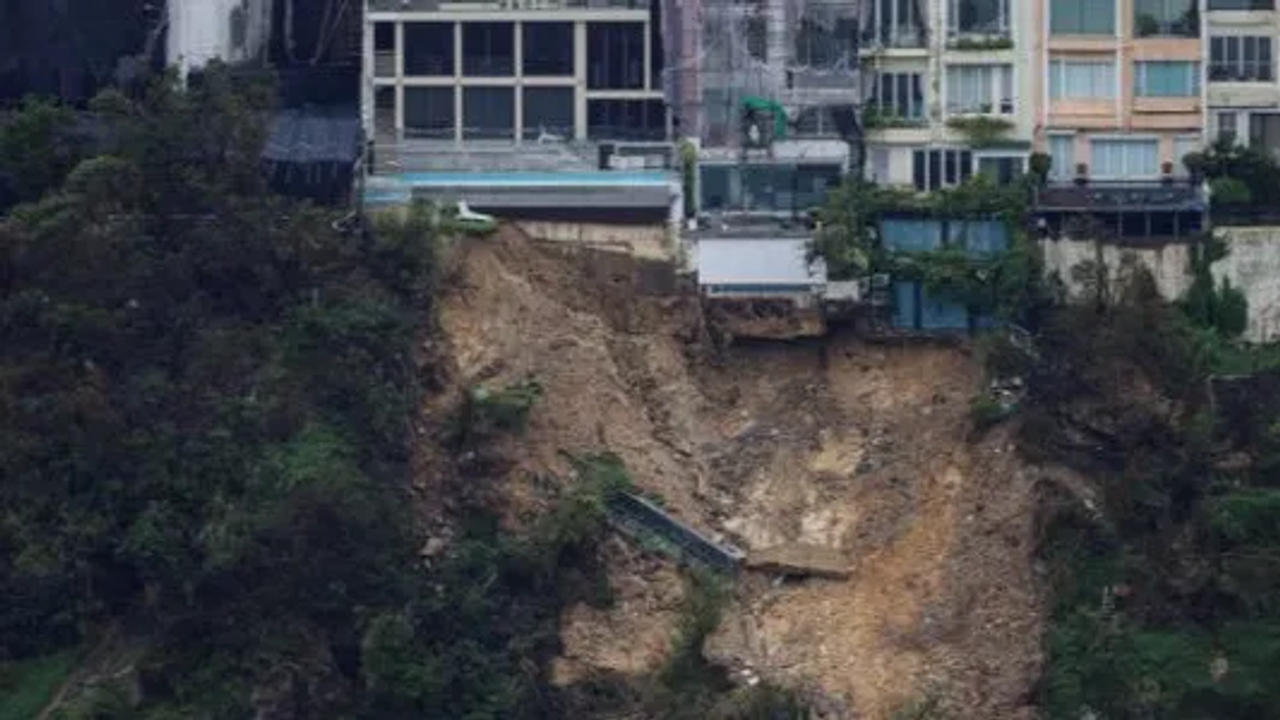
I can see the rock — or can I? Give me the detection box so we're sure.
[421,537,447,557]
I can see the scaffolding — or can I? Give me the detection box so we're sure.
[672,0,864,151]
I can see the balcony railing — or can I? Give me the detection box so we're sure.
[861,26,927,50]
[374,51,396,78]
[369,0,648,10]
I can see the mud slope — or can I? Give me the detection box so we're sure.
[429,228,1043,719]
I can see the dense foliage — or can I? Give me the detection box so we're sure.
[1025,269,1280,718]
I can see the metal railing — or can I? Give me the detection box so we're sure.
[606,493,744,574]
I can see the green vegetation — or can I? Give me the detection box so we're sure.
[1027,268,1280,718]
[461,378,545,439]
[944,116,1015,148]
[680,138,698,218]
[0,650,78,720]
[1187,140,1280,221]
[947,36,1014,51]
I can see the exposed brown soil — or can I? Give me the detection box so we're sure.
[423,227,1048,719]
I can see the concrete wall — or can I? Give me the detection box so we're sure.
[515,220,672,260]
[1210,226,1280,343]
[1041,226,1280,343]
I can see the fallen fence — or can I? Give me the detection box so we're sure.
[606,492,745,574]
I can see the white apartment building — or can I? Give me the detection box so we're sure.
[861,0,1035,190]
[1206,0,1280,155]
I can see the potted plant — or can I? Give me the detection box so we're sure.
[1074,162,1088,186]
[1161,161,1174,185]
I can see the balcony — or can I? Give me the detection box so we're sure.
[1034,180,1204,212]
[1133,11,1199,38]
[861,26,927,50]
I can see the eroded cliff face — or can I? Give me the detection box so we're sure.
[423,227,1047,719]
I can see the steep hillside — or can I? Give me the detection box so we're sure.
[425,228,1053,718]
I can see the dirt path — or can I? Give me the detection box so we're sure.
[428,229,1044,719]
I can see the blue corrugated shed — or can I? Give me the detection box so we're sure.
[893,281,917,329]
[891,280,976,332]
[946,220,1009,256]
[881,219,943,252]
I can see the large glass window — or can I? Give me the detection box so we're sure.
[794,15,858,67]
[587,99,664,140]
[945,64,1014,115]
[864,0,925,48]
[699,164,841,212]
[1249,113,1280,154]
[587,23,645,89]
[404,87,455,139]
[869,72,924,121]
[1049,58,1116,99]
[1048,135,1076,180]
[912,148,973,190]
[463,22,514,77]
[522,87,574,140]
[1134,61,1199,97]
[1218,112,1238,145]
[462,87,514,139]
[1050,0,1115,35]
[404,23,453,76]
[1091,138,1159,178]
[522,22,573,76]
[1133,0,1198,37]
[948,0,1010,36]
[1210,36,1273,82]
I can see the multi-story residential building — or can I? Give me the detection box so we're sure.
[361,0,680,219]
[860,0,1036,190]
[1206,0,1280,154]
[1034,0,1204,182]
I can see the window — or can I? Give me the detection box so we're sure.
[698,164,841,213]
[587,23,645,89]
[404,23,453,76]
[976,155,1023,185]
[945,64,1013,115]
[587,99,664,141]
[522,87,574,140]
[1134,61,1199,97]
[463,22,514,77]
[1249,113,1280,153]
[462,87,514,139]
[1210,36,1273,82]
[523,23,573,76]
[1133,0,1198,37]
[1049,134,1075,180]
[1049,58,1116,100]
[865,0,925,48]
[1172,136,1199,176]
[404,87,455,139]
[912,148,973,190]
[374,86,396,137]
[374,23,395,51]
[1218,111,1238,145]
[1050,0,1115,35]
[1208,0,1274,9]
[1091,138,1159,177]
[869,72,924,121]
[948,0,1010,36]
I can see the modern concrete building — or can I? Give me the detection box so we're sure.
[1206,0,1280,155]
[1034,0,1205,183]
[861,0,1036,190]
[360,0,679,219]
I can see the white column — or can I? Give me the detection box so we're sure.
[361,13,374,141]
[574,21,588,141]
[395,22,405,138]
[515,21,524,144]
[455,22,464,143]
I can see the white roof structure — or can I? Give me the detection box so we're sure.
[696,237,827,287]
